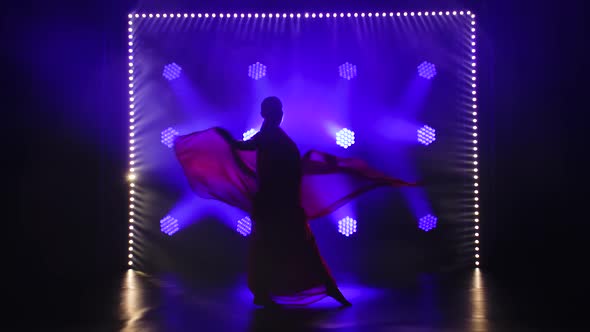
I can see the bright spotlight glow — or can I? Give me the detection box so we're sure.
[243,128,258,141]
[237,216,252,236]
[419,214,438,232]
[160,127,180,148]
[338,216,357,237]
[417,125,436,146]
[336,128,355,149]
[338,62,357,80]
[160,215,180,236]
[417,61,437,79]
[162,63,182,81]
[248,62,267,80]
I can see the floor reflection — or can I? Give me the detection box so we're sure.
[118,269,497,332]
[469,268,488,332]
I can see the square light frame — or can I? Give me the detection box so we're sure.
[125,9,480,268]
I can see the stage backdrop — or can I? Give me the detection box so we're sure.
[125,10,480,284]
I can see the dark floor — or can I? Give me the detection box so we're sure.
[20,268,584,332]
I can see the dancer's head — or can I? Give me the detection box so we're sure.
[261,96,283,127]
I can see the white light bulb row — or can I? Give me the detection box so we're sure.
[128,11,475,19]
[128,21,136,268]
[128,184,135,267]
[469,18,480,267]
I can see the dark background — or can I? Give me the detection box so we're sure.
[5,0,585,323]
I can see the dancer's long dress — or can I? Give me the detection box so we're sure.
[174,127,414,305]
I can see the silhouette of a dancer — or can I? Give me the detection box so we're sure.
[232,97,351,307]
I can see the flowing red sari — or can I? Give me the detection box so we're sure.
[174,127,415,305]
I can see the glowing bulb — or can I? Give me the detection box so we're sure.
[128,173,137,181]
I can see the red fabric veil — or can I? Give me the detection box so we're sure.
[173,127,416,305]
[173,127,416,220]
